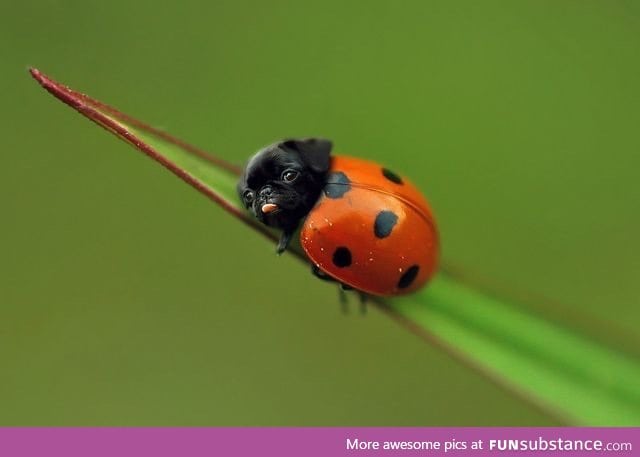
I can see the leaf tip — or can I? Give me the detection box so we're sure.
[29,67,57,95]
[29,67,45,84]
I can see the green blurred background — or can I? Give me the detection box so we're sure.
[2,0,639,425]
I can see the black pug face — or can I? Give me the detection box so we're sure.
[237,138,332,232]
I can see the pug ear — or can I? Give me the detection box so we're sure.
[280,138,332,174]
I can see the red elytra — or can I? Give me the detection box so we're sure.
[300,156,438,296]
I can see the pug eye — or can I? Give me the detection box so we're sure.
[243,190,255,204]
[282,169,299,183]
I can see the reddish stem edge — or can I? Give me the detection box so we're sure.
[442,262,640,359]
[29,68,566,424]
[373,302,571,425]
[29,67,267,241]
[29,68,241,175]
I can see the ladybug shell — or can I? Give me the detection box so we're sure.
[300,156,438,296]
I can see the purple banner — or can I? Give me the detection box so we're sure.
[0,427,637,456]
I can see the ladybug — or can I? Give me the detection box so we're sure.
[237,138,438,296]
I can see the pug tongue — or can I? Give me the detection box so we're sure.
[261,203,279,214]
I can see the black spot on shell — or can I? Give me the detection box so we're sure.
[332,247,352,268]
[382,168,403,184]
[324,172,351,198]
[374,210,398,238]
[398,265,420,289]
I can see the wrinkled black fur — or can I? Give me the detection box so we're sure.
[237,138,332,253]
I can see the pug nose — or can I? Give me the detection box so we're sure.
[260,186,273,198]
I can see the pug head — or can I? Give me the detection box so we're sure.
[237,138,332,238]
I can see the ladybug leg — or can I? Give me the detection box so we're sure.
[338,287,349,313]
[311,265,362,314]
[312,266,349,312]
[312,265,353,289]
[276,229,295,255]
[358,293,368,315]
[311,264,336,282]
